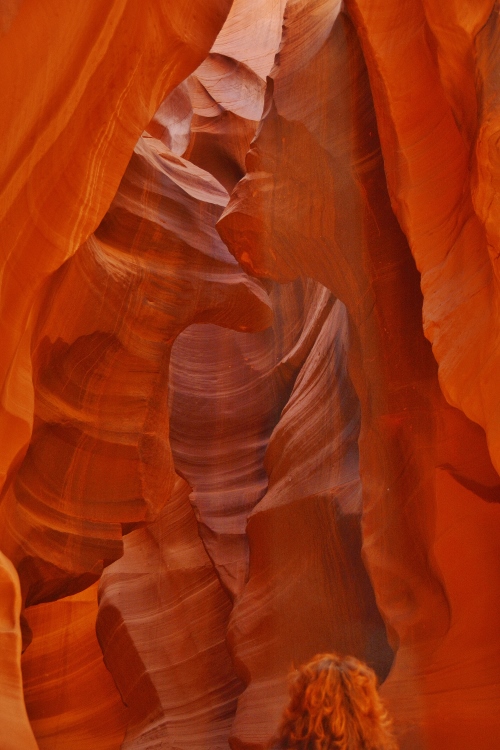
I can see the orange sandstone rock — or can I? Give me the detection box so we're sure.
[22,583,128,750]
[345,0,500,475]
[226,299,393,748]
[97,475,243,749]
[0,133,271,607]
[0,551,38,750]
[1,1,500,748]
[219,7,449,650]
[218,6,500,747]
[0,0,233,493]
[169,278,334,599]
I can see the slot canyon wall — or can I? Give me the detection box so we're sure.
[1,1,500,748]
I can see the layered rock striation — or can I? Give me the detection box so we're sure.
[219,2,500,747]
[0,1,499,749]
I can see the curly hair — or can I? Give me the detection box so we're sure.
[274,653,398,750]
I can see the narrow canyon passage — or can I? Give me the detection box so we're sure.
[1,1,500,749]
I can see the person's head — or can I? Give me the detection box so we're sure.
[275,653,398,750]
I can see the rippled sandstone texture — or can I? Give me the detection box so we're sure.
[0,551,38,750]
[218,1,500,747]
[1,0,500,749]
[0,0,233,493]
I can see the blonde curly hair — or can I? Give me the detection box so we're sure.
[274,653,398,749]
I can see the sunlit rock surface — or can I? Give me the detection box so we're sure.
[0,0,233,514]
[1,0,500,748]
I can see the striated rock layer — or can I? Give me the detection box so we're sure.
[0,552,38,750]
[345,0,500,471]
[98,476,243,750]
[22,583,129,750]
[0,0,500,749]
[0,0,233,495]
[169,278,335,598]
[218,3,500,748]
[0,131,271,610]
[226,297,393,747]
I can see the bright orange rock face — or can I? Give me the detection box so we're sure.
[22,583,129,749]
[218,2,500,747]
[0,552,38,750]
[0,0,233,493]
[1,0,500,749]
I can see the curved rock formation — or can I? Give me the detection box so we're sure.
[345,0,500,472]
[0,131,271,609]
[22,583,128,750]
[219,3,448,652]
[0,551,38,750]
[0,0,233,493]
[169,278,331,598]
[97,476,242,750]
[218,4,500,747]
[1,1,500,748]
[226,298,393,748]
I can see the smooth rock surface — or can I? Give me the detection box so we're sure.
[1,1,500,748]
[98,476,243,750]
[218,5,500,747]
[22,583,128,750]
[0,551,38,750]
[0,0,233,494]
